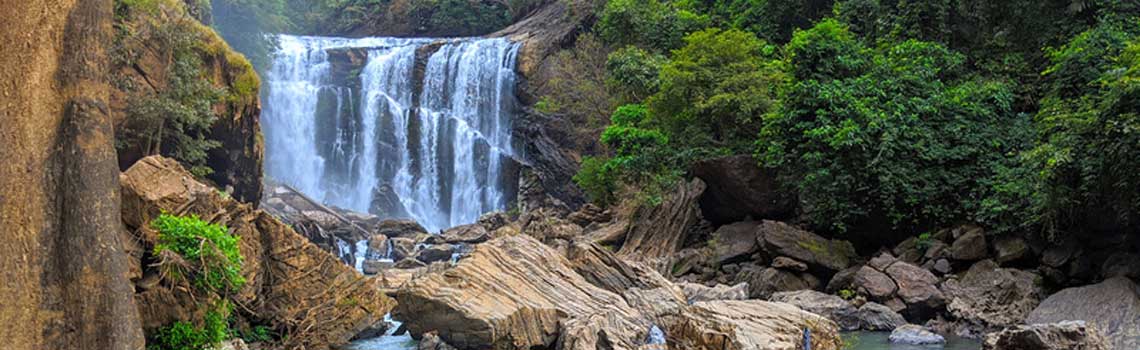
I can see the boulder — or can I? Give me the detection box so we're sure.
[679,283,750,302]
[438,224,491,244]
[950,228,988,261]
[889,324,945,345]
[121,156,394,349]
[941,260,1043,332]
[477,211,512,231]
[1027,277,1140,350]
[418,331,459,350]
[662,300,844,350]
[414,244,455,264]
[619,178,706,261]
[983,321,1110,350]
[853,266,897,299]
[737,267,816,299]
[394,235,653,349]
[825,266,860,293]
[993,236,1029,265]
[884,261,945,317]
[772,256,808,272]
[691,155,795,224]
[757,220,856,272]
[376,219,429,238]
[709,221,761,265]
[857,303,907,331]
[1101,252,1140,280]
[770,290,860,331]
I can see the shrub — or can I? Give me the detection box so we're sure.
[605,46,666,103]
[152,213,245,293]
[147,301,231,350]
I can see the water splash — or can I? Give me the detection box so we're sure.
[263,35,520,233]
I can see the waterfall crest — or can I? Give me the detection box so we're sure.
[264,35,520,233]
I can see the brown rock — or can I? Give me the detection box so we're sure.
[376,219,429,237]
[619,178,706,260]
[757,220,857,272]
[983,321,1110,350]
[737,267,814,299]
[884,261,945,316]
[772,256,809,272]
[993,236,1029,264]
[662,300,844,350]
[438,224,491,244]
[950,227,988,261]
[941,260,1043,332]
[854,266,898,299]
[121,156,394,349]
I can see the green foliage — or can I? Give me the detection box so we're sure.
[238,325,275,343]
[838,289,855,300]
[147,301,232,350]
[915,232,933,252]
[681,0,833,43]
[649,28,783,152]
[758,20,1031,234]
[605,46,666,102]
[152,214,245,293]
[574,105,682,206]
[595,0,709,51]
[1028,20,1140,233]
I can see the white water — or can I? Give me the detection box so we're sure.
[263,35,520,233]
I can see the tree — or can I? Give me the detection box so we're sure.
[758,20,1030,234]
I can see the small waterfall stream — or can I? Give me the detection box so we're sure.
[263,35,521,233]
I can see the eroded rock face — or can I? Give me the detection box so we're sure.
[983,321,1110,350]
[1027,277,1140,350]
[757,220,856,273]
[709,221,761,265]
[619,179,707,261]
[941,260,1043,334]
[771,290,861,331]
[394,235,651,349]
[121,156,394,349]
[691,155,794,224]
[663,300,844,350]
[680,283,750,302]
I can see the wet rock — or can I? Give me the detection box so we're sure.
[437,224,490,244]
[414,244,454,264]
[757,220,857,272]
[418,331,459,350]
[691,155,795,224]
[950,227,988,261]
[771,290,860,331]
[1027,277,1140,350]
[709,221,761,265]
[662,300,844,350]
[376,219,429,237]
[857,302,907,331]
[941,260,1043,333]
[889,324,945,345]
[772,256,809,272]
[679,282,750,302]
[982,321,1110,350]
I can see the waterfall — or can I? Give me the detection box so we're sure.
[263,35,520,233]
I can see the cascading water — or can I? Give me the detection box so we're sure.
[263,35,520,233]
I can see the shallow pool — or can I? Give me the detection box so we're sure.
[842,331,981,350]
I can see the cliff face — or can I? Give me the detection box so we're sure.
[0,0,145,349]
[111,0,264,204]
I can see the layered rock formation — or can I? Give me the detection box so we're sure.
[0,0,145,348]
[1026,277,1140,350]
[121,156,395,349]
[983,321,1110,350]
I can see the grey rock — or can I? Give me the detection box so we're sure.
[854,266,897,299]
[993,236,1029,264]
[771,290,861,331]
[941,260,1043,332]
[889,324,945,345]
[950,228,988,261]
[737,266,813,299]
[415,244,455,264]
[857,302,907,331]
[983,321,1110,350]
[772,256,808,272]
[679,282,749,302]
[757,220,857,272]
[709,221,761,265]
[1027,277,1140,350]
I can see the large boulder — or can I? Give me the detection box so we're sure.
[662,300,844,350]
[121,156,395,349]
[1027,277,1140,350]
[771,290,860,331]
[983,321,1110,350]
[709,221,761,265]
[941,260,1043,333]
[856,303,907,331]
[853,266,898,299]
[691,155,794,224]
[884,261,945,318]
[619,178,706,261]
[737,266,817,299]
[394,235,655,349]
[890,324,945,345]
[757,220,856,272]
[949,227,988,261]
